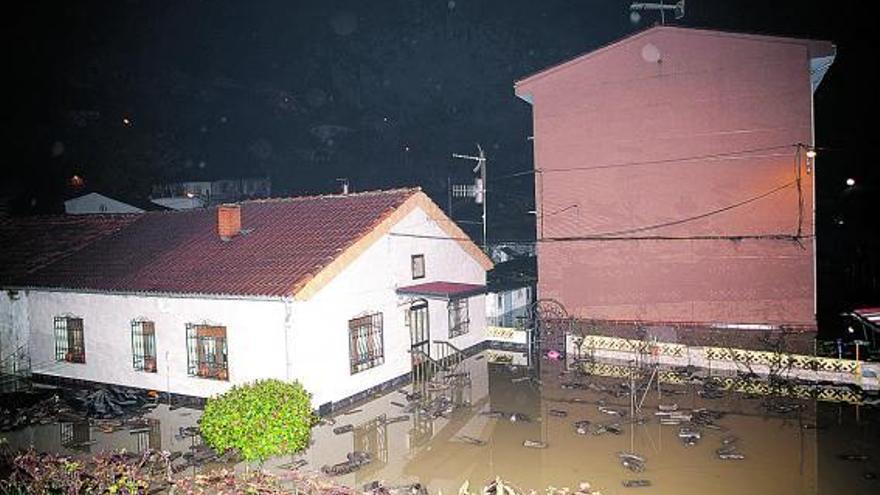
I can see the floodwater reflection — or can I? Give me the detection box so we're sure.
[293,351,879,495]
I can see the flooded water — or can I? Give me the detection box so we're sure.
[3,351,878,495]
[3,402,203,461]
[290,351,879,495]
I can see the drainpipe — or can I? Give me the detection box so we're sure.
[283,297,294,381]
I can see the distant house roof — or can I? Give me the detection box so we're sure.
[13,188,492,299]
[515,25,836,103]
[0,215,140,284]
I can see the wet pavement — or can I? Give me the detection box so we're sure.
[3,351,878,494]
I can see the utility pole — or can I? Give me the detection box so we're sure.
[452,144,487,250]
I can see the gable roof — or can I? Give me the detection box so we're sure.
[515,25,836,102]
[0,214,140,284]
[14,188,492,300]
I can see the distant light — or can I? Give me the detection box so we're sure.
[848,326,855,334]
[69,175,85,187]
[404,146,410,152]
[186,192,195,199]
[122,117,132,126]
[846,178,856,187]
[806,149,817,159]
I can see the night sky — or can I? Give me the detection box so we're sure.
[4,0,877,334]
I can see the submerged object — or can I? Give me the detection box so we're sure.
[657,403,678,412]
[549,409,569,418]
[598,406,625,417]
[622,479,651,488]
[332,424,354,435]
[523,440,548,449]
[574,420,591,435]
[457,435,486,446]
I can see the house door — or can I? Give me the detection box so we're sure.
[408,301,430,369]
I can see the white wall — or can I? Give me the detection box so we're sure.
[64,193,144,214]
[292,206,488,406]
[0,289,30,366]
[486,286,532,327]
[26,291,289,398]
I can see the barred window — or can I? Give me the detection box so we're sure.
[411,254,425,279]
[54,316,85,363]
[448,298,470,338]
[186,324,228,380]
[349,313,384,374]
[131,320,157,373]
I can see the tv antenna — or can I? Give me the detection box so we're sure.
[452,144,487,250]
[630,0,685,25]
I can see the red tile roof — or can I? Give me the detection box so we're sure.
[0,215,139,284]
[396,281,487,300]
[17,188,421,298]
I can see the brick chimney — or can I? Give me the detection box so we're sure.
[217,204,241,240]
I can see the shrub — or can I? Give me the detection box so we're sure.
[199,379,314,463]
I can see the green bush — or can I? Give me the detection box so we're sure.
[199,379,314,463]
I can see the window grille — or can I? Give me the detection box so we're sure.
[448,298,470,338]
[54,316,85,363]
[186,324,228,380]
[349,313,384,374]
[411,254,425,279]
[131,320,157,372]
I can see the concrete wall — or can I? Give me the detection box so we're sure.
[292,205,487,406]
[26,291,288,398]
[517,28,819,328]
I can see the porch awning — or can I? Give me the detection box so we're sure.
[396,281,486,300]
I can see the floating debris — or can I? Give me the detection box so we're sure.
[321,451,372,476]
[390,401,406,408]
[598,406,625,417]
[657,403,678,412]
[678,426,701,446]
[509,412,532,423]
[593,423,623,436]
[573,420,591,435]
[622,479,652,488]
[278,459,308,470]
[511,376,531,383]
[549,409,569,418]
[523,440,548,449]
[721,434,739,445]
[480,410,506,419]
[457,435,487,446]
[618,452,646,472]
[332,424,354,435]
[341,408,363,415]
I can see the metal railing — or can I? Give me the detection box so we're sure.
[409,348,445,386]
[432,340,464,371]
[0,344,32,392]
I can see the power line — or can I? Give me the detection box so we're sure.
[538,144,797,174]
[567,179,797,238]
[393,176,804,243]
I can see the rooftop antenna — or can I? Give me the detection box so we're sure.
[336,178,349,195]
[630,0,685,25]
[452,144,487,251]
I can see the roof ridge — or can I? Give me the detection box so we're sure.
[242,186,421,205]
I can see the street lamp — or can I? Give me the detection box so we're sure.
[846,178,856,187]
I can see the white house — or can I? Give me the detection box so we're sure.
[1,188,493,409]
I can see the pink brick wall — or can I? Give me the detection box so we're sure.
[517,27,826,328]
